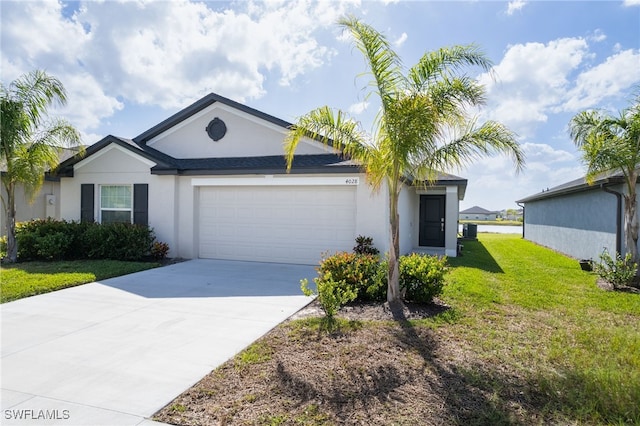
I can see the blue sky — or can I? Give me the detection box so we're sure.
[1,0,639,210]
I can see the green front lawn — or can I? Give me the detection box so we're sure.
[446,234,640,424]
[0,260,160,303]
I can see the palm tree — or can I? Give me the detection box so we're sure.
[285,17,525,303]
[569,91,640,264]
[1,70,83,262]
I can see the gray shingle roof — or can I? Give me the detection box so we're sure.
[151,153,359,175]
[460,205,498,215]
[516,168,639,203]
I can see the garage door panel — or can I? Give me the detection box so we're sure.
[198,185,356,264]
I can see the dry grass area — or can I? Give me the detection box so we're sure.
[155,301,550,426]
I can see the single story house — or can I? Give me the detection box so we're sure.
[49,93,467,264]
[516,170,640,261]
[459,205,499,221]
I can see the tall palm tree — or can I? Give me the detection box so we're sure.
[1,70,83,262]
[285,17,525,303]
[569,91,640,264]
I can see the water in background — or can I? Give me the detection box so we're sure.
[458,224,522,235]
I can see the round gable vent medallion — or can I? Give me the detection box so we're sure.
[206,117,227,141]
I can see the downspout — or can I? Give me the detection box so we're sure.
[601,183,622,255]
[516,202,525,239]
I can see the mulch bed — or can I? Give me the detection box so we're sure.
[154,300,550,425]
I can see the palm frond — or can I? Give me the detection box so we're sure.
[408,44,493,91]
[414,120,524,179]
[284,106,371,171]
[12,70,68,129]
[338,16,405,108]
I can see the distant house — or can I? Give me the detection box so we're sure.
[516,170,640,261]
[459,206,499,221]
[500,208,523,221]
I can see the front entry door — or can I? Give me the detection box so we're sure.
[419,195,446,247]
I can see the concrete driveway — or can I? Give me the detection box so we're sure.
[1,259,315,425]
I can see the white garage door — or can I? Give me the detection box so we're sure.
[198,185,357,264]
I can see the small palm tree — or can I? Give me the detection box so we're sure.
[569,91,640,264]
[285,17,525,303]
[1,70,83,262]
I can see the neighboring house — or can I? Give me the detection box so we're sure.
[459,205,498,221]
[0,179,61,234]
[516,170,640,261]
[1,149,79,235]
[54,93,467,264]
[500,208,523,221]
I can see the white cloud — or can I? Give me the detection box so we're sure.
[588,29,607,42]
[623,0,640,6]
[506,0,527,15]
[478,38,640,139]
[1,0,357,137]
[478,38,589,137]
[348,101,369,115]
[521,142,575,163]
[563,49,640,111]
[394,32,408,47]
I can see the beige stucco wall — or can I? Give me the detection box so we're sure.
[0,180,61,235]
[147,103,330,158]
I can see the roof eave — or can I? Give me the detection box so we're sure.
[134,93,293,145]
[150,165,361,176]
[517,176,627,203]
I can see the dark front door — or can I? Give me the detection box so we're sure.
[419,195,446,247]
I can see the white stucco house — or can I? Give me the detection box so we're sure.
[53,93,467,264]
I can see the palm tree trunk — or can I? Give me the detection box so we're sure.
[624,196,638,262]
[623,171,639,277]
[5,182,18,262]
[387,184,401,302]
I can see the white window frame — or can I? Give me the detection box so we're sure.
[99,184,133,224]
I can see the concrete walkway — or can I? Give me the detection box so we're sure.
[1,259,315,425]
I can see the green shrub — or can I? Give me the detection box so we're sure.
[318,252,384,301]
[84,223,154,261]
[36,232,71,261]
[353,235,379,255]
[594,250,638,289]
[311,251,449,304]
[399,253,448,303]
[15,219,86,260]
[301,272,357,318]
[0,235,6,259]
[151,241,170,260]
[13,219,156,262]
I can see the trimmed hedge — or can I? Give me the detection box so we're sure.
[14,219,156,261]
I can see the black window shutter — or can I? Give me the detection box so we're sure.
[80,184,94,223]
[133,184,149,226]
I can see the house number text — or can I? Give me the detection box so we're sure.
[345,178,359,185]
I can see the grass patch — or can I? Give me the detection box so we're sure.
[446,234,640,424]
[0,259,159,303]
[234,342,274,371]
[155,234,640,425]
